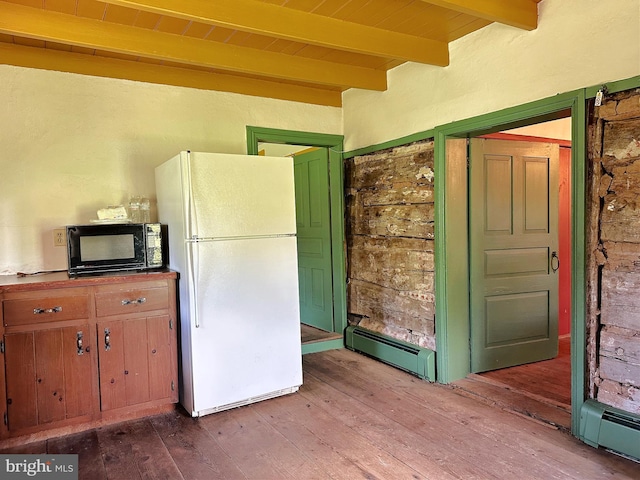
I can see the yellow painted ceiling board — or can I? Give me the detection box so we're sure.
[99,0,450,66]
[0,2,387,90]
[0,42,344,106]
[43,0,76,15]
[0,0,538,105]
[77,0,107,20]
[103,4,138,25]
[421,0,538,30]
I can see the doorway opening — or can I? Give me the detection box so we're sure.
[247,126,347,355]
[259,143,342,348]
[454,117,573,431]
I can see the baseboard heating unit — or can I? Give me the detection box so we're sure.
[345,326,436,381]
[580,399,640,461]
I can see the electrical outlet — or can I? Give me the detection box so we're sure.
[53,228,66,247]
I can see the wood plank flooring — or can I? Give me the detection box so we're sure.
[452,336,572,431]
[479,335,571,406]
[301,324,343,344]
[2,348,638,479]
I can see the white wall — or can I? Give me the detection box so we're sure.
[0,67,341,274]
[506,118,571,141]
[342,0,640,151]
[2,0,638,274]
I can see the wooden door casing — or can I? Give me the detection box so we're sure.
[558,146,572,336]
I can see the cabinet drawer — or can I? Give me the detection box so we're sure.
[3,293,89,327]
[95,284,169,317]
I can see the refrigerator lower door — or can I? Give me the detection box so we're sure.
[188,236,302,416]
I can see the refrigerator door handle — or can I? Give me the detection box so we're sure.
[183,150,195,240]
[193,241,200,328]
[187,241,201,329]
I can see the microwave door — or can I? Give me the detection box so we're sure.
[66,224,147,275]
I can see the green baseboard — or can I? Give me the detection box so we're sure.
[579,399,640,461]
[302,338,344,355]
[345,326,436,381]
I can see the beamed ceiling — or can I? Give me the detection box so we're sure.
[0,0,540,106]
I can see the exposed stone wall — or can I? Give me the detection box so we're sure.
[345,141,436,351]
[587,88,640,413]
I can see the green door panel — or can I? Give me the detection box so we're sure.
[294,148,334,332]
[470,138,560,373]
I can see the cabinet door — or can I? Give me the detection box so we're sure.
[4,325,93,431]
[98,315,174,411]
[34,328,66,424]
[147,315,174,401]
[97,320,127,411]
[4,332,37,431]
[61,326,94,418]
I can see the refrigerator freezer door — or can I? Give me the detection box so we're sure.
[187,152,297,239]
[188,236,302,414]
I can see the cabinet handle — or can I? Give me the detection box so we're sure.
[104,328,111,351]
[76,331,84,356]
[33,306,62,315]
[121,297,146,306]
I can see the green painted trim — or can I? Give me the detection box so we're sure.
[302,339,344,355]
[343,128,436,159]
[345,326,436,381]
[433,89,587,438]
[433,133,469,384]
[584,75,640,99]
[579,399,640,460]
[570,90,587,435]
[247,127,343,153]
[246,126,348,336]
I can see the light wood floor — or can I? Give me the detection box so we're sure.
[2,348,637,479]
[453,336,572,431]
[301,323,343,344]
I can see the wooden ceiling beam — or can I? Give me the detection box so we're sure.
[0,42,343,106]
[0,1,386,91]
[100,0,449,66]
[421,0,538,30]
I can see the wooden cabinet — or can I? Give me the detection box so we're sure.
[98,315,175,410]
[4,324,95,430]
[2,288,95,433]
[0,272,178,441]
[94,281,176,411]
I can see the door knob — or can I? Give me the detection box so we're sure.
[551,251,560,273]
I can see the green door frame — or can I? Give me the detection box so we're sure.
[246,126,347,353]
[340,75,639,440]
[434,90,587,435]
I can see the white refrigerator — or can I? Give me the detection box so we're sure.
[155,151,303,417]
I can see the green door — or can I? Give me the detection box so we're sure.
[470,138,560,373]
[294,148,334,332]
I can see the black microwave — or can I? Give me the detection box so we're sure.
[66,223,165,276]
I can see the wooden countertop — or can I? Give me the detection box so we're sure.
[0,269,178,293]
